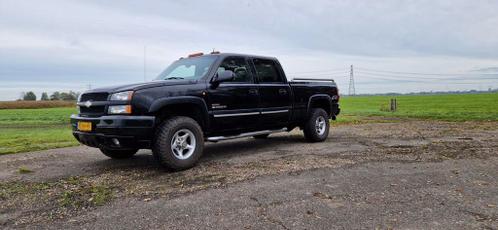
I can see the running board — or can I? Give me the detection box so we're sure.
[206,128,288,142]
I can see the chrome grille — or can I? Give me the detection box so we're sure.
[78,93,109,116]
[79,106,106,116]
[80,93,109,102]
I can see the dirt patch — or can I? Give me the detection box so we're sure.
[1,119,497,227]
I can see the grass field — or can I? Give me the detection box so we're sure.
[0,107,77,127]
[0,127,76,154]
[0,93,497,155]
[0,101,77,154]
[0,107,78,154]
[337,92,498,123]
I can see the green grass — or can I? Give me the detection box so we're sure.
[339,93,498,121]
[0,107,79,154]
[18,166,34,174]
[57,176,114,207]
[0,93,497,155]
[1,176,114,210]
[0,127,77,155]
[0,107,77,127]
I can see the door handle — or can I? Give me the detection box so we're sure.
[248,89,258,95]
[278,89,288,95]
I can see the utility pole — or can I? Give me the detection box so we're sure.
[349,65,355,96]
[144,45,147,82]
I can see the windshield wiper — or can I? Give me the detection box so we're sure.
[164,76,185,80]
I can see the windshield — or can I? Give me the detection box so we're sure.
[156,55,218,80]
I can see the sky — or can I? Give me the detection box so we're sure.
[1,0,498,100]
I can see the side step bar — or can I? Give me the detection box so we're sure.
[206,128,288,142]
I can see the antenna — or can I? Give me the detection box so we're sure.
[349,65,355,96]
[144,45,147,82]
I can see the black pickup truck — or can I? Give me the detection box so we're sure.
[71,52,340,170]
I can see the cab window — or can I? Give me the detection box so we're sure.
[217,57,253,83]
[253,59,285,83]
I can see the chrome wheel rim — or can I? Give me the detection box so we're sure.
[315,116,326,136]
[170,129,196,160]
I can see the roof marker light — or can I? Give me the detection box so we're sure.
[188,52,204,58]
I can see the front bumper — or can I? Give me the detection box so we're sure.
[70,114,155,149]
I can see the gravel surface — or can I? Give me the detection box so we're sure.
[1,120,497,229]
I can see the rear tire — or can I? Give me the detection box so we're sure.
[253,134,270,139]
[152,116,204,171]
[99,148,138,159]
[303,108,330,142]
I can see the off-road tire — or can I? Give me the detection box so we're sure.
[99,148,138,159]
[303,108,330,142]
[152,116,204,171]
[253,134,270,139]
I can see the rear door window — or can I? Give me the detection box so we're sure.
[253,59,285,84]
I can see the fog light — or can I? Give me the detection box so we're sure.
[112,138,120,146]
[108,105,132,114]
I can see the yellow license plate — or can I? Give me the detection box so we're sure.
[77,121,92,132]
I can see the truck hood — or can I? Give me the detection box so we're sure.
[84,80,197,94]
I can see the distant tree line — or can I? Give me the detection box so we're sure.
[20,91,80,101]
[349,88,498,97]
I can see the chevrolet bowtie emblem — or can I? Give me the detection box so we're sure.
[84,100,92,108]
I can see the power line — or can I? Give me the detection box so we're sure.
[288,68,348,75]
[292,72,349,77]
[355,74,498,85]
[356,67,498,76]
[356,72,498,81]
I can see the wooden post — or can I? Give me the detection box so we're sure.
[390,98,397,112]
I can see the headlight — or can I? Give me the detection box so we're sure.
[108,105,132,114]
[110,91,133,101]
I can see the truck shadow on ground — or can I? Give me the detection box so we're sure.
[201,134,307,161]
[90,134,308,172]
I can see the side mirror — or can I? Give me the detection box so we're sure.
[212,70,235,84]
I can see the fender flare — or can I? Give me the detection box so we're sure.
[148,96,209,127]
[307,94,332,116]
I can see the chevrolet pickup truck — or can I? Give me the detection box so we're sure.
[71,52,340,170]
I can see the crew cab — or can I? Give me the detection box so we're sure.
[71,52,340,170]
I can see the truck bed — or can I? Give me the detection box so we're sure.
[289,78,339,122]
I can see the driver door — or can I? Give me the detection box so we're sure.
[207,56,260,134]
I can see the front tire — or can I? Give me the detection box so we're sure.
[303,108,330,142]
[152,116,204,171]
[99,148,138,159]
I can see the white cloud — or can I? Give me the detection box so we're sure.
[1,0,498,100]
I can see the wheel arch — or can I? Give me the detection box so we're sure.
[307,94,332,117]
[149,96,209,131]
